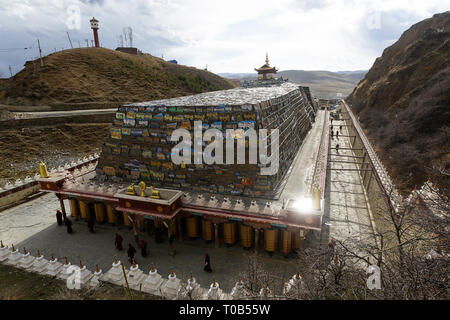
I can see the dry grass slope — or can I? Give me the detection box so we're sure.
[0,48,235,106]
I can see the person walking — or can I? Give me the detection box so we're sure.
[336,144,340,153]
[114,233,123,250]
[87,217,95,233]
[139,239,148,258]
[204,253,212,272]
[56,210,63,226]
[336,130,339,139]
[127,244,136,264]
[64,217,73,234]
[339,125,342,132]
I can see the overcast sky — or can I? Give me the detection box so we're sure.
[0,0,448,76]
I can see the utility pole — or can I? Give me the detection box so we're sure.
[37,39,44,66]
[9,65,12,77]
[67,31,73,49]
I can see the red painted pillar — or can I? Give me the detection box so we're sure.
[93,29,99,47]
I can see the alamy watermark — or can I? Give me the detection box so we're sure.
[170,121,279,175]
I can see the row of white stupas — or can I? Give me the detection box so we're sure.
[0,153,99,193]
[0,240,304,299]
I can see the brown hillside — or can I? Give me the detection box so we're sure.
[346,11,450,194]
[0,48,235,106]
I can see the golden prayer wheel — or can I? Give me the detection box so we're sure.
[293,231,300,249]
[136,215,145,231]
[169,220,177,235]
[240,224,253,248]
[281,230,292,255]
[202,219,213,241]
[264,229,278,252]
[79,200,89,220]
[223,222,236,245]
[186,216,200,238]
[153,219,163,229]
[69,199,79,217]
[94,203,106,223]
[106,205,116,224]
[122,212,132,227]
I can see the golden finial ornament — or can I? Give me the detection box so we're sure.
[125,184,136,195]
[39,161,49,178]
[150,186,161,199]
[138,181,147,197]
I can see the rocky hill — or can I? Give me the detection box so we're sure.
[346,11,450,193]
[0,48,235,106]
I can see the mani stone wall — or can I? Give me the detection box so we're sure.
[96,83,315,199]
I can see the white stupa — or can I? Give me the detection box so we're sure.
[161,271,182,299]
[181,274,206,299]
[0,241,10,262]
[17,248,36,269]
[230,279,247,299]
[259,286,273,300]
[89,265,103,288]
[142,265,165,296]
[206,280,228,300]
[57,257,73,280]
[103,258,125,286]
[4,245,21,266]
[283,271,304,297]
[29,250,49,274]
[221,196,231,209]
[126,262,146,291]
[234,198,245,211]
[75,261,94,287]
[45,256,63,277]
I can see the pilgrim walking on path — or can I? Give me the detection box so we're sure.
[65,217,73,234]
[204,253,212,272]
[56,210,63,226]
[127,244,136,264]
[114,233,123,250]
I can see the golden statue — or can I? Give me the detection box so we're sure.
[137,181,147,197]
[39,161,49,178]
[150,186,161,199]
[125,184,136,195]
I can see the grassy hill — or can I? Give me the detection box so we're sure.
[346,11,450,193]
[0,48,235,106]
[218,70,366,99]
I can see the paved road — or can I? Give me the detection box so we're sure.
[12,109,116,120]
[281,110,325,200]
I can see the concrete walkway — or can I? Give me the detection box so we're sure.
[319,112,376,254]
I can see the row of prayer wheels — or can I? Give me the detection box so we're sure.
[69,198,117,224]
[68,199,303,254]
[184,216,302,254]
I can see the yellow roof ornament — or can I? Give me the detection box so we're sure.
[150,186,161,199]
[137,181,147,197]
[39,161,49,178]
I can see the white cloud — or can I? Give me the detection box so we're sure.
[0,0,449,75]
